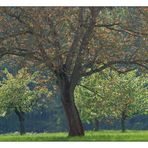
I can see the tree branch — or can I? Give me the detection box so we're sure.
[82,60,148,77]
[95,23,120,28]
[0,47,40,60]
[65,8,85,70]
[70,8,100,87]
[0,30,33,42]
[105,25,148,37]
[94,21,148,36]
[79,84,104,99]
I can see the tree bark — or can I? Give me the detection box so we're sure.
[58,72,84,136]
[61,87,84,136]
[15,108,25,135]
[121,111,126,132]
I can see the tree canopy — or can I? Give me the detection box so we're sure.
[0,68,51,116]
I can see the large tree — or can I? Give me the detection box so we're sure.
[0,7,147,136]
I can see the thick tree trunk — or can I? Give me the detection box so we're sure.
[15,108,25,135]
[60,82,84,136]
[61,91,84,136]
[121,111,126,132]
[56,67,84,136]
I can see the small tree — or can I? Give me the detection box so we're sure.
[0,68,50,135]
[75,70,148,132]
[108,71,148,132]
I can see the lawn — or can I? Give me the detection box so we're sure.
[0,130,148,141]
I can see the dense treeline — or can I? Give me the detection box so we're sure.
[0,109,147,134]
[0,104,68,134]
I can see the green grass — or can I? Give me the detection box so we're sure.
[0,130,148,141]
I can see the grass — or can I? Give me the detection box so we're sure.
[0,130,148,141]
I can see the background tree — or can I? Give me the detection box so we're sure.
[107,70,148,132]
[0,68,51,135]
[0,7,147,136]
[75,70,148,132]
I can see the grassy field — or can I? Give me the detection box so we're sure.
[0,130,148,141]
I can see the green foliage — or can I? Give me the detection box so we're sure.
[108,70,148,118]
[75,69,148,124]
[75,70,113,124]
[0,68,51,116]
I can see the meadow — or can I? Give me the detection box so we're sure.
[0,130,148,141]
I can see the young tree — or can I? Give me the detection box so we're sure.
[108,71,148,132]
[75,70,148,132]
[0,7,147,136]
[0,68,51,135]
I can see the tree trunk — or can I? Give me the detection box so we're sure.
[93,119,100,131]
[61,90,84,136]
[56,67,84,136]
[59,81,84,136]
[121,111,126,132]
[15,108,25,135]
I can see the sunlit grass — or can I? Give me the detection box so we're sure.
[0,130,148,141]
